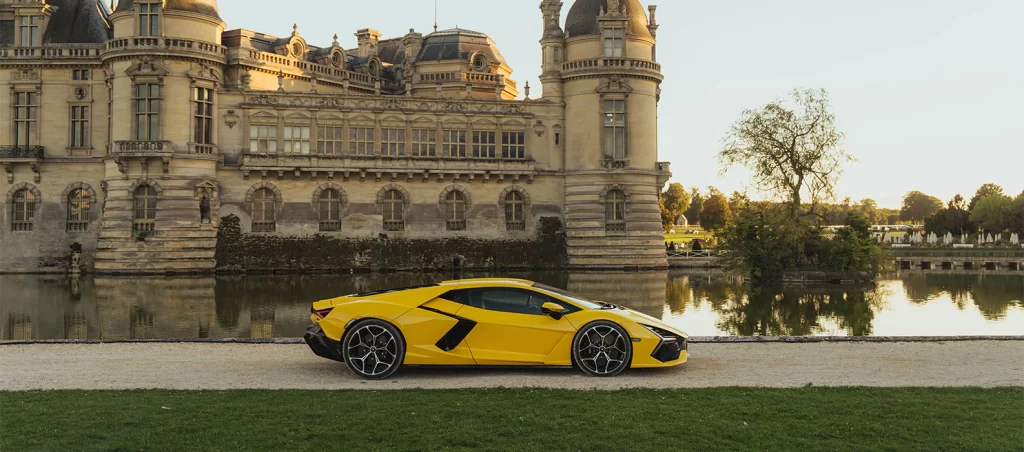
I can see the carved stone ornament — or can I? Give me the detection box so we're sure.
[74,87,88,100]
[12,69,39,80]
[224,110,239,129]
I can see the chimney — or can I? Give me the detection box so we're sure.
[355,28,382,58]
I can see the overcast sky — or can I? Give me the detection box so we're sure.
[219,0,1023,208]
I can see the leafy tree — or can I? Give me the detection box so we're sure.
[855,199,880,225]
[700,192,732,231]
[719,89,851,219]
[969,183,1005,212]
[659,198,673,232]
[969,195,1013,232]
[659,183,691,230]
[1010,192,1024,233]
[924,194,973,236]
[900,191,943,222]
[728,191,751,217]
[685,187,704,226]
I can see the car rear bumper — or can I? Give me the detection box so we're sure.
[304,324,343,362]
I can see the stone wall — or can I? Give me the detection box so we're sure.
[214,215,568,272]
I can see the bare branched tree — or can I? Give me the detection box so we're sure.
[719,89,851,219]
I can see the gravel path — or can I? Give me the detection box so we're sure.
[1,341,1021,391]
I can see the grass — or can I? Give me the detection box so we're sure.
[2,388,1022,451]
[664,231,713,244]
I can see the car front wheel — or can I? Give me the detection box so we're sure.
[572,321,632,377]
[341,319,406,380]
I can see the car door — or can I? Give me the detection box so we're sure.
[452,288,576,365]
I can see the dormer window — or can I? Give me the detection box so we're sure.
[603,28,624,58]
[139,3,161,36]
[472,53,490,72]
[19,16,41,46]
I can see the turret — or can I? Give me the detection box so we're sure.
[112,0,225,43]
[538,0,565,100]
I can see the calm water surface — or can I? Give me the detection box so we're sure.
[1,271,1021,340]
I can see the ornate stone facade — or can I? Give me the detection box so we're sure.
[0,0,670,273]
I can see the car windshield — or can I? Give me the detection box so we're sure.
[532,283,606,310]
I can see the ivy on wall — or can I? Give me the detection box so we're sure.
[215,215,568,272]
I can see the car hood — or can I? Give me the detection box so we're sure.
[604,306,688,339]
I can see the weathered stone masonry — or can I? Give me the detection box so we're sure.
[0,0,671,273]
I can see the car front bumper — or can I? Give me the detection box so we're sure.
[304,324,343,362]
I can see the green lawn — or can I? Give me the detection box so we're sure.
[2,388,1021,451]
[665,231,713,244]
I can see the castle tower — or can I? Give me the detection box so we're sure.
[559,0,671,268]
[96,0,227,272]
[538,0,565,100]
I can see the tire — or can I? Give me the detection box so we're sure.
[572,321,632,377]
[340,319,406,380]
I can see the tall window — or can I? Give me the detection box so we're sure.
[135,83,160,141]
[14,92,37,146]
[502,132,525,159]
[10,189,35,232]
[553,47,561,65]
[445,191,467,231]
[381,128,406,156]
[139,3,161,36]
[194,88,214,145]
[282,126,310,154]
[350,127,374,155]
[411,129,436,157]
[249,125,277,153]
[443,130,466,157]
[505,191,525,231]
[605,190,626,232]
[67,189,91,232]
[70,106,90,148]
[603,28,624,57]
[382,190,404,231]
[318,189,342,232]
[317,126,343,155]
[19,16,41,46]
[472,131,496,159]
[133,185,157,232]
[251,188,276,232]
[603,100,626,160]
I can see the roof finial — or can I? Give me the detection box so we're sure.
[292,24,299,36]
[332,34,339,46]
[434,0,439,33]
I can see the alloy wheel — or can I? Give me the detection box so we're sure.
[344,323,400,378]
[575,323,630,376]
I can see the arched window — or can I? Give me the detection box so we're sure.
[251,188,276,233]
[505,191,525,231]
[319,189,342,232]
[10,189,35,232]
[67,189,91,232]
[445,191,467,231]
[383,189,404,231]
[133,185,156,232]
[605,190,626,232]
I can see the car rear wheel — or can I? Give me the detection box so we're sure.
[341,319,406,380]
[572,321,632,377]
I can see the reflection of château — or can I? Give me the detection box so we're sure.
[0,0,671,273]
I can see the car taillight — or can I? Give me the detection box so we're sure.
[314,308,334,318]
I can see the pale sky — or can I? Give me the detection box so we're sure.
[219,0,1023,209]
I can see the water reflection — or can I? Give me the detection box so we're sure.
[1,271,1021,340]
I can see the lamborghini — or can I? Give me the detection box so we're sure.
[304,278,688,379]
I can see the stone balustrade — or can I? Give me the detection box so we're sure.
[239,153,537,182]
[0,44,103,60]
[560,57,663,81]
[103,37,226,61]
[417,71,517,90]
[238,49,375,86]
[0,145,45,160]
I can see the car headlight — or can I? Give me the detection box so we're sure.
[641,324,678,341]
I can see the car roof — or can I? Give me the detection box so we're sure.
[439,278,536,288]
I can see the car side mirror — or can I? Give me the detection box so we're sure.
[541,302,565,319]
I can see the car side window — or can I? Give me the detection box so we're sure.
[453,289,551,315]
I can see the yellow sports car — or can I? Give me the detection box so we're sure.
[304,278,688,379]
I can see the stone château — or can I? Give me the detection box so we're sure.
[0,0,670,273]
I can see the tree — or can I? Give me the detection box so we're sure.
[700,192,732,231]
[969,195,1013,232]
[1009,192,1024,233]
[855,199,880,225]
[969,183,1005,212]
[728,191,751,217]
[685,187,704,226]
[900,191,943,222]
[661,183,690,228]
[719,89,851,219]
[924,194,973,236]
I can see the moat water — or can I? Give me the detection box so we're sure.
[1,271,1021,340]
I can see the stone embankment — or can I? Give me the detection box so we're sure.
[1,338,1020,391]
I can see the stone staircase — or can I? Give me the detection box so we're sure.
[94,226,218,273]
